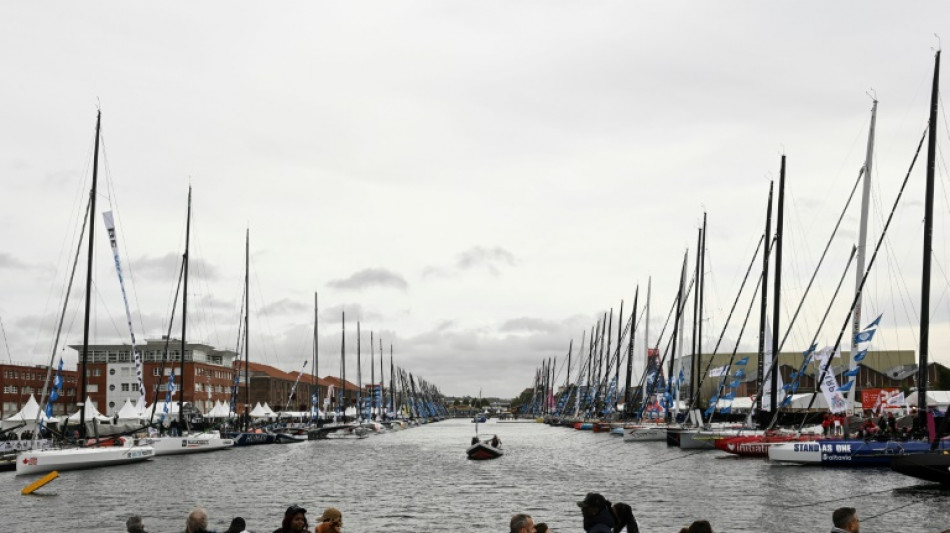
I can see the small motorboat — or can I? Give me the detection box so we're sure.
[466,435,503,460]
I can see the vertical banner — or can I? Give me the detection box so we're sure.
[102,211,146,406]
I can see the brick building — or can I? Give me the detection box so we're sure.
[72,338,238,416]
[1,362,79,418]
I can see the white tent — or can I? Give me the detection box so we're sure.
[67,397,112,423]
[905,391,950,410]
[1,394,54,432]
[262,402,277,419]
[116,398,146,420]
[248,402,268,418]
[205,400,233,418]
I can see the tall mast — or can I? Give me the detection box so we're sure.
[770,158,786,414]
[243,228,249,432]
[179,186,191,430]
[380,337,384,418]
[668,252,687,423]
[697,214,706,409]
[615,301,624,392]
[849,100,877,404]
[79,110,102,439]
[370,331,375,418]
[357,321,362,421]
[755,182,773,415]
[919,50,940,425]
[691,226,702,405]
[341,311,346,417]
[642,277,651,409]
[313,292,318,420]
[389,344,394,418]
[625,287,639,415]
[320,290,324,420]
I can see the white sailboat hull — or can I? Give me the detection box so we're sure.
[149,434,234,455]
[767,440,822,464]
[15,444,154,475]
[623,426,667,442]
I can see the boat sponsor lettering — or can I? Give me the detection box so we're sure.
[793,443,819,453]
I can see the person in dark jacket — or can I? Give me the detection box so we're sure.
[611,502,639,533]
[577,493,615,533]
[274,505,308,533]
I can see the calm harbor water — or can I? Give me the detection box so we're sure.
[2,419,948,532]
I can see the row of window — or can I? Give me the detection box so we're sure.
[2,370,76,382]
[3,385,77,395]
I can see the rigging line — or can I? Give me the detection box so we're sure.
[645,450,707,466]
[861,500,926,522]
[0,314,13,364]
[686,234,764,414]
[759,167,864,401]
[799,123,929,423]
[777,483,923,509]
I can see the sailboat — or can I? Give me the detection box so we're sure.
[466,390,502,460]
[17,111,155,475]
[227,230,276,446]
[889,50,950,483]
[770,51,950,466]
[147,188,234,456]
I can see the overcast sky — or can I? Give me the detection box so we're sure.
[2,2,950,398]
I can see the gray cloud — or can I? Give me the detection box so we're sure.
[423,246,517,278]
[131,253,219,281]
[327,268,408,291]
[0,252,28,270]
[260,298,308,317]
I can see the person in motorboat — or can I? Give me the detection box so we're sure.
[577,493,615,533]
[275,505,308,533]
[315,507,342,533]
[490,434,501,447]
[471,435,480,445]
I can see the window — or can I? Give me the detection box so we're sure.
[109,384,115,391]
[108,353,117,363]
[109,368,116,375]
[3,385,17,394]
[87,384,99,393]
[153,368,160,377]
[109,401,115,409]
[121,384,130,392]
[22,386,33,394]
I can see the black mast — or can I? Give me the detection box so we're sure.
[755,182,773,416]
[919,50,941,428]
[370,331,375,419]
[178,186,191,431]
[771,158,786,414]
[320,290,324,420]
[243,229,249,432]
[79,110,102,439]
[313,292,318,422]
[341,311,346,418]
[697,214,706,409]
[379,337,384,419]
[389,345,394,418]
[624,287,639,416]
[357,321,362,420]
[691,226,701,405]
